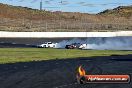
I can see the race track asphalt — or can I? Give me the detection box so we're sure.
[0,38,78,48]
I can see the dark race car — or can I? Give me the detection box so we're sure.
[65,43,81,49]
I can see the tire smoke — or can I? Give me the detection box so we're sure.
[56,37,132,50]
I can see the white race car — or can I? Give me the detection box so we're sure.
[37,42,57,48]
[79,44,87,49]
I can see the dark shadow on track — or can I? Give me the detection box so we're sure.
[110,54,132,61]
[0,55,132,88]
[0,42,36,48]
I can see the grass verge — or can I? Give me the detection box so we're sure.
[0,48,132,64]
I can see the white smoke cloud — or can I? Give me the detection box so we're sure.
[55,37,132,50]
[56,38,83,48]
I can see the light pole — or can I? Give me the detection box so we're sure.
[40,0,42,10]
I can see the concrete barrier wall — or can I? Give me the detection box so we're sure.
[0,31,132,38]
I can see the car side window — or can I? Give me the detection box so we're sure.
[48,43,52,44]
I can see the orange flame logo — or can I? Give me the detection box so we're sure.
[78,66,86,76]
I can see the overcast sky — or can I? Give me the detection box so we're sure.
[0,0,132,13]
